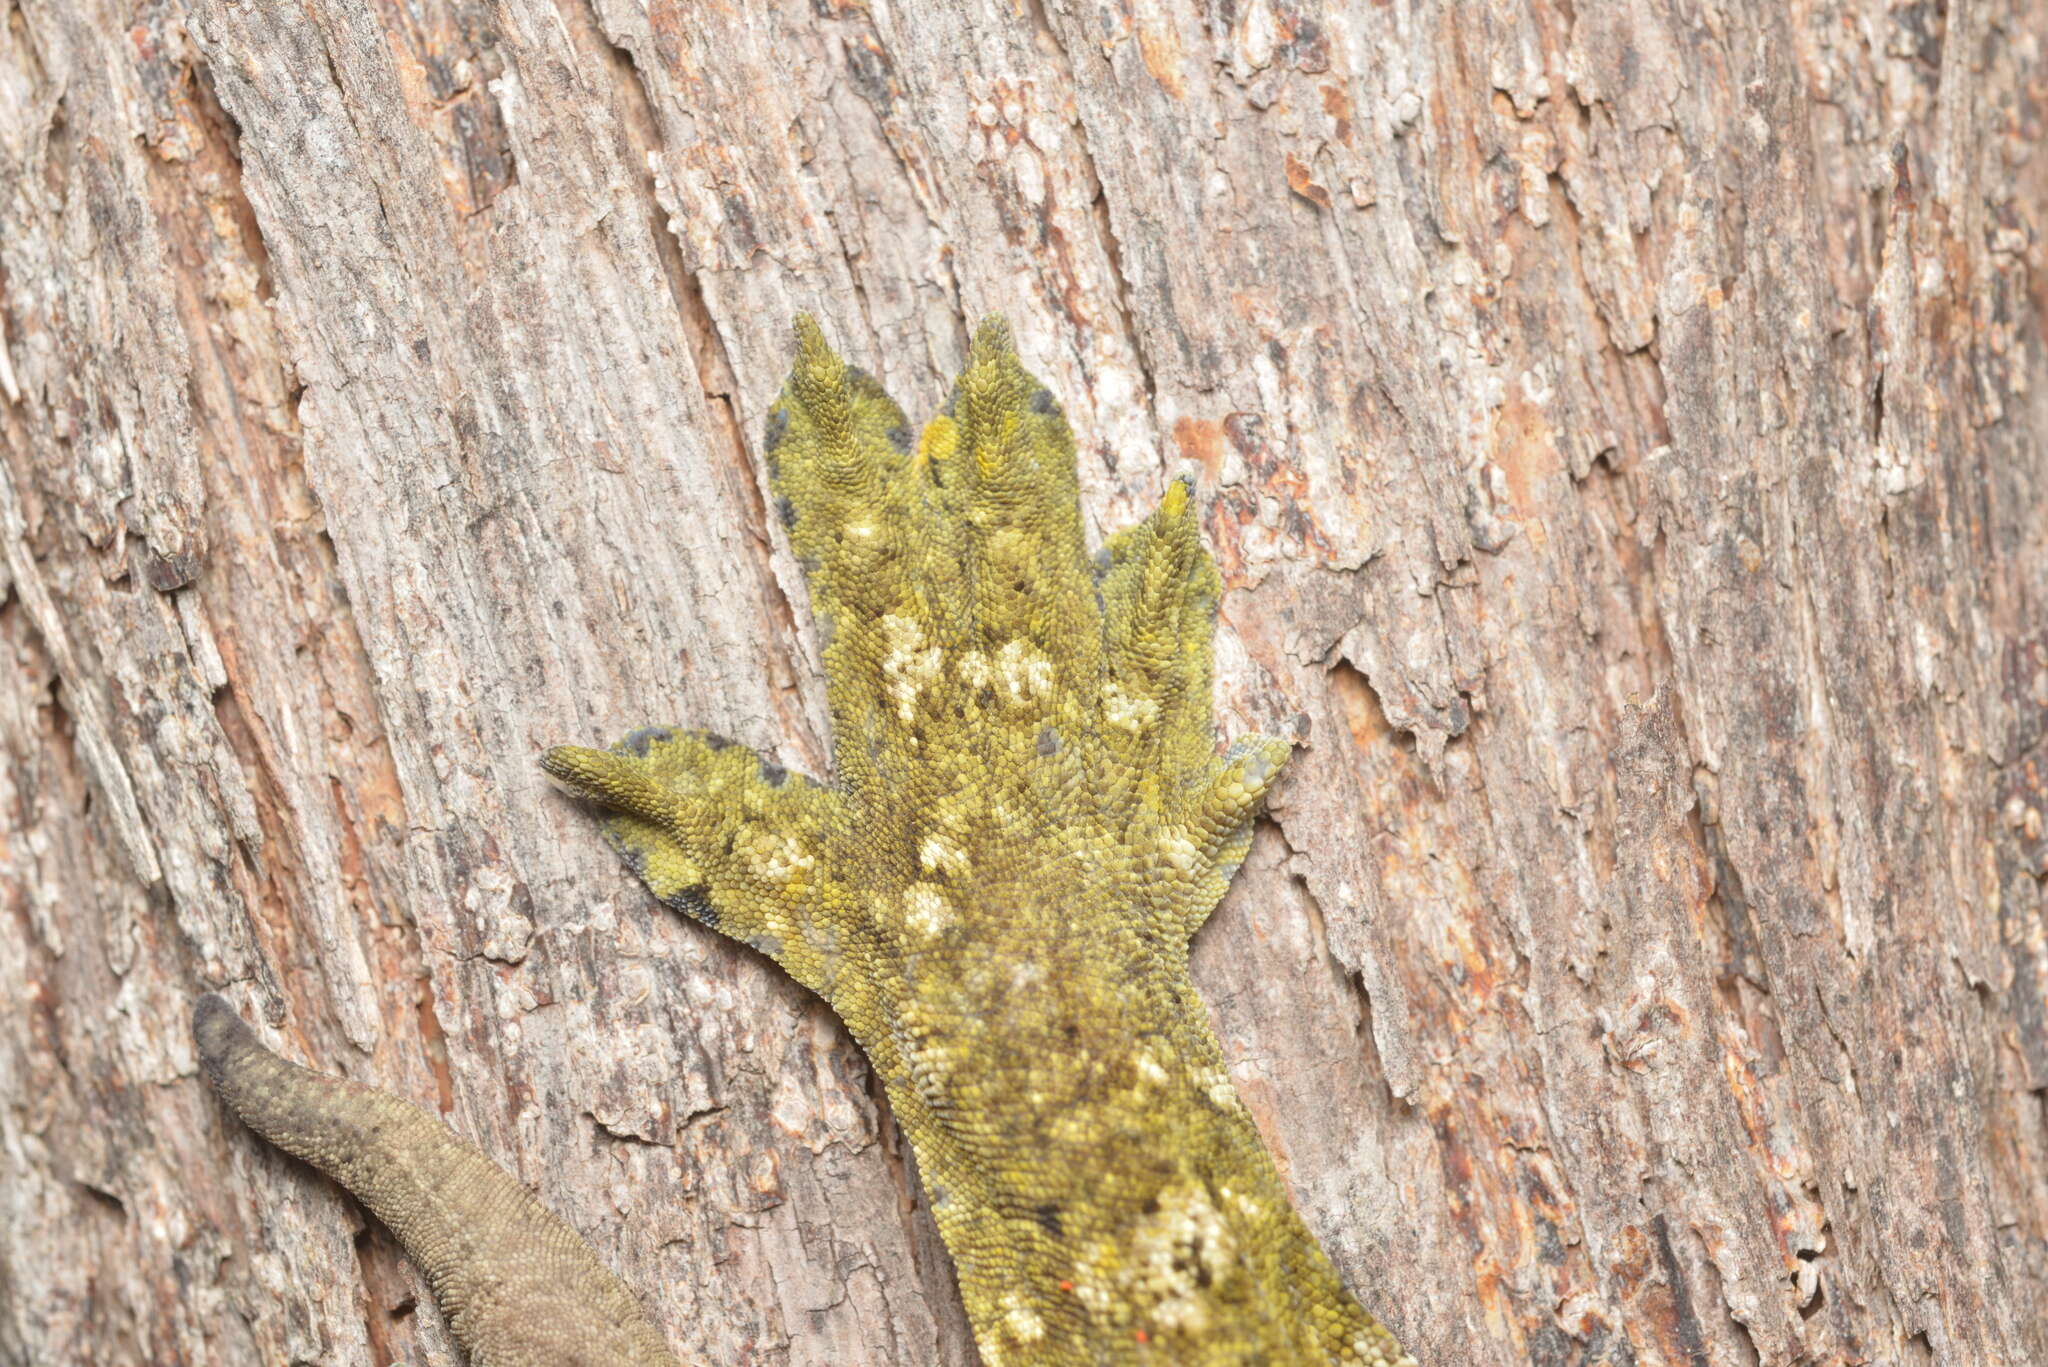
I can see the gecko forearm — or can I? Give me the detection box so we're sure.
[193,995,680,1367]
[849,954,1407,1364]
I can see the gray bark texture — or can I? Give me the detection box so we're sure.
[2,0,2043,1363]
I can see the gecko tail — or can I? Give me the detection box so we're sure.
[193,993,346,1151]
[191,995,683,1367]
[192,992,258,1089]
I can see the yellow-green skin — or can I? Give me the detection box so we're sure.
[544,318,1414,1366]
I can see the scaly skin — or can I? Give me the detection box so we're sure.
[543,317,1414,1365]
[192,994,679,1367]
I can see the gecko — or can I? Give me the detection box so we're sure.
[195,317,1417,1367]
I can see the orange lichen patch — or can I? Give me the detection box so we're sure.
[1434,910,1506,1012]
[1189,405,1340,583]
[1331,662,1394,752]
[967,79,1032,157]
[363,0,514,217]
[1488,383,1561,553]
[1200,505,1252,587]
[1170,416,1228,481]
[1606,1223,1656,1300]
[1136,22,1186,99]
[1716,993,1833,1282]
[1320,84,1354,144]
[1285,153,1333,210]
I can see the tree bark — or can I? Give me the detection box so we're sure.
[3,1,2043,1364]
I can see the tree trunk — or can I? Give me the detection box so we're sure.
[3,1,2043,1363]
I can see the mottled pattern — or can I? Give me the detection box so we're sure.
[545,318,1414,1365]
[192,995,680,1367]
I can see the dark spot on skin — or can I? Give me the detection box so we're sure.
[886,424,912,454]
[759,759,788,787]
[1092,546,1113,572]
[776,495,798,528]
[665,885,717,928]
[1141,1197,1160,1216]
[704,734,734,751]
[1037,727,1059,756]
[764,406,789,449]
[1028,388,1057,415]
[618,726,674,757]
[1034,1203,1064,1236]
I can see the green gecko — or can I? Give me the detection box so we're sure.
[196,318,1416,1367]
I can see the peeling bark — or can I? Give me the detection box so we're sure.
[2,1,2043,1364]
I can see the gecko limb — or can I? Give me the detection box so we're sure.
[192,994,681,1367]
[545,317,1415,1366]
